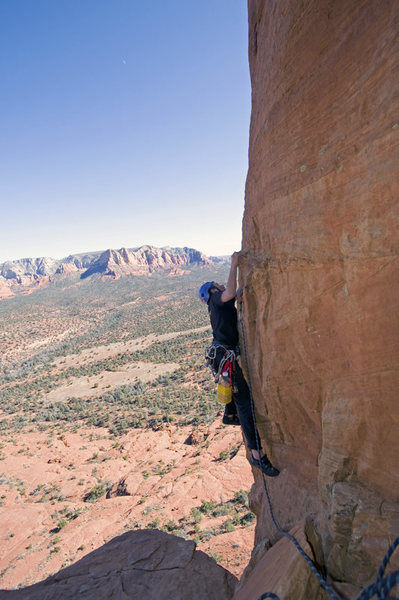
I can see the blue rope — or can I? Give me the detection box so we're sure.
[357,568,399,600]
[256,563,399,600]
[356,537,399,600]
[377,536,399,591]
[238,305,399,600]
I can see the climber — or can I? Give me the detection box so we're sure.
[199,252,279,477]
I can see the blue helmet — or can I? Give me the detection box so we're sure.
[199,281,213,304]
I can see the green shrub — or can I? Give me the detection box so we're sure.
[83,484,106,503]
[234,489,249,506]
[223,519,234,533]
[199,500,216,515]
[57,519,67,530]
[190,507,203,523]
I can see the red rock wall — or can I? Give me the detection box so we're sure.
[242,0,399,591]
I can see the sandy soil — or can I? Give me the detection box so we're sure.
[46,361,180,402]
[52,326,211,369]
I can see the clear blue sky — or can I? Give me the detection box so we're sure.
[0,1,250,263]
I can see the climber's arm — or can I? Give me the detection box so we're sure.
[221,252,239,302]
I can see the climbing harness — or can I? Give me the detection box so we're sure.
[205,343,237,382]
[237,302,399,600]
[205,344,237,404]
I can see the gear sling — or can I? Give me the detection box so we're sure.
[205,344,237,404]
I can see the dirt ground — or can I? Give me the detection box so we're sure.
[46,361,180,402]
[51,326,210,369]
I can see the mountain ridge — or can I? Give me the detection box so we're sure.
[0,245,228,299]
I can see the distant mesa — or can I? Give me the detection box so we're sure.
[80,246,211,279]
[0,245,226,298]
[0,256,59,280]
[209,255,231,264]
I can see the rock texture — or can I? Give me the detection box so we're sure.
[0,530,237,600]
[241,0,399,593]
[233,519,328,600]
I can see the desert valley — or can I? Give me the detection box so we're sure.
[0,246,255,589]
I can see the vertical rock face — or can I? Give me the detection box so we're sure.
[242,0,399,591]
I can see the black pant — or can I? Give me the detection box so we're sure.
[214,347,259,451]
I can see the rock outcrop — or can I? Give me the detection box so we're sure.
[0,530,237,600]
[241,0,399,595]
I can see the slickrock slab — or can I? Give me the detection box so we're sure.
[0,425,253,589]
[0,530,238,600]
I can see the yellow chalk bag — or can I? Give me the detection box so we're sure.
[217,380,232,404]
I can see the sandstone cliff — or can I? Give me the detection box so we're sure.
[240,0,399,596]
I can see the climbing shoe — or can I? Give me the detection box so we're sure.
[250,454,280,477]
[222,414,240,426]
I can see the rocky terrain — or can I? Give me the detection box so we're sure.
[0,246,216,298]
[0,422,254,591]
